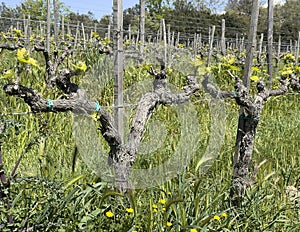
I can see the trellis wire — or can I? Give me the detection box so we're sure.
[0,103,139,118]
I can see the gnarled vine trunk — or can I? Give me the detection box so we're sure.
[3,42,201,191]
[203,74,299,208]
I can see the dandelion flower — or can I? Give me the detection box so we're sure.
[153,208,158,213]
[166,222,172,227]
[158,199,166,205]
[126,208,134,213]
[252,66,260,72]
[213,215,221,221]
[105,211,114,218]
[152,204,158,209]
[250,75,259,82]
[190,229,198,232]
[281,68,293,76]
[221,212,228,218]
[283,53,295,64]
[229,65,240,71]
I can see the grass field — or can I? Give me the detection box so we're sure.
[0,44,299,231]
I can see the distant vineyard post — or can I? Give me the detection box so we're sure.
[139,0,145,60]
[113,0,124,141]
[46,0,51,52]
[53,0,59,44]
[221,19,226,56]
[267,0,274,85]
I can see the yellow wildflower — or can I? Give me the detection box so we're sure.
[105,211,114,218]
[17,48,38,66]
[190,229,198,232]
[213,215,221,221]
[162,207,166,211]
[250,75,259,82]
[126,208,134,213]
[72,61,87,72]
[152,203,158,212]
[158,199,166,205]
[221,212,228,218]
[229,65,240,71]
[252,66,260,72]
[281,68,293,76]
[166,222,172,227]
[283,53,295,64]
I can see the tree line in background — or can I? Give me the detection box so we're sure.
[0,0,299,42]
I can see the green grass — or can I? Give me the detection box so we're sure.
[0,43,299,231]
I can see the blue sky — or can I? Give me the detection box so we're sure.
[2,0,139,19]
[2,1,287,19]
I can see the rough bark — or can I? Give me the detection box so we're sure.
[106,69,200,190]
[202,74,297,208]
[0,42,24,50]
[34,43,73,85]
[231,0,262,209]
